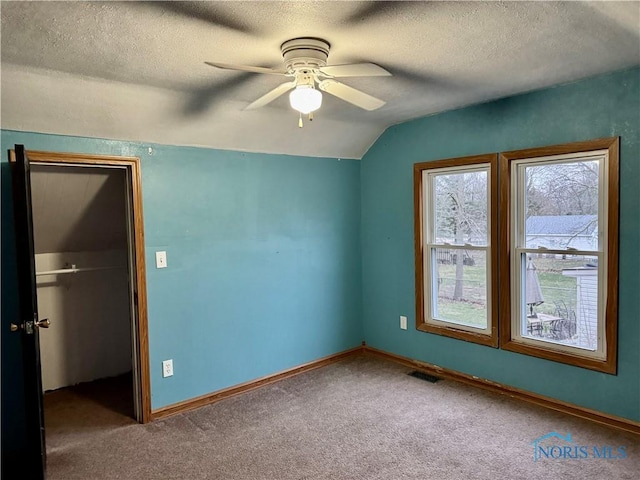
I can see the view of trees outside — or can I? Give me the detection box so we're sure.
[525,160,599,219]
[525,160,599,249]
[522,160,601,347]
[434,170,488,245]
[429,159,601,339]
[431,170,488,328]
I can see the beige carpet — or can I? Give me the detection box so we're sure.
[44,372,135,454]
[44,355,639,479]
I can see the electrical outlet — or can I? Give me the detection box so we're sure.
[156,251,167,269]
[162,359,173,378]
[400,315,408,330]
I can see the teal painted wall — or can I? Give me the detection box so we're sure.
[1,132,363,455]
[361,67,640,421]
[2,67,638,467]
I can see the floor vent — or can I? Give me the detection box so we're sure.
[408,371,441,383]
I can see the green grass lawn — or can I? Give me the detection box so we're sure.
[434,258,578,325]
[436,263,487,327]
[437,300,487,327]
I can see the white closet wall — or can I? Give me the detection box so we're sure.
[36,250,131,391]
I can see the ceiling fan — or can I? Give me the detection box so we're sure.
[205,37,391,124]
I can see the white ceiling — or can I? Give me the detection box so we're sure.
[2,1,639,159]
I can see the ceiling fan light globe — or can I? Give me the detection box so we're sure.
[289,86,322,114]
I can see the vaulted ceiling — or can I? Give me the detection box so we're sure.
[2,1,639,159]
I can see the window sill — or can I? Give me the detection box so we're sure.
[500,337,616,374]
[417,322,498,348]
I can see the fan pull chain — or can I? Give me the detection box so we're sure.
[298,113,303,128]
[309,112,314,122]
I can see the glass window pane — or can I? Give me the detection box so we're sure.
[434,170,487,245]
[521,253,598,351]
[431,248,487,329]
[524,160,599,250]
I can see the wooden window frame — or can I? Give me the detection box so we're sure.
[499,138,619,374]
[414,154,499,347]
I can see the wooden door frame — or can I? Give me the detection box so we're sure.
[9,149,151,423]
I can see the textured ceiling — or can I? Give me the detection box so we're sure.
[2,1,639,159]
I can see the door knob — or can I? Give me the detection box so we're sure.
[10,318,50,332]
[35,318,50,328]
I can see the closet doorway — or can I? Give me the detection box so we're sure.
[25,151,151,450]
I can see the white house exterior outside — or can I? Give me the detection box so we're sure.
[526,215,597,251]
[562,267,598,350]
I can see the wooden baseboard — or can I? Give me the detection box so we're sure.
[152,346,364,420]
[363,346,640,436]
[151,343,639,436]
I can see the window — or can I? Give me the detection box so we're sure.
[413,139,619,373]
[499,138,619,373]
[414,154,498,347]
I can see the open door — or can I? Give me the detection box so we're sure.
[10,144,47,480]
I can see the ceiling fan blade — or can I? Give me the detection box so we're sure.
[205,62,285,75]
[139,2,257,35]
[245,81,296,110]
[318,80,386,111]
[343,1,415,26]
[342,0,424,26]
[319,63,391,78]
[183,72,256,117]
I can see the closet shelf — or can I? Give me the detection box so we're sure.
[36,265,125,276]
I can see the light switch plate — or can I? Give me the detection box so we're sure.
[156,251,167,269]
[400,315,408,330]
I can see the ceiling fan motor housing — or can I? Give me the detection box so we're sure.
[206,36,387,112]
[281,38,330,74]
